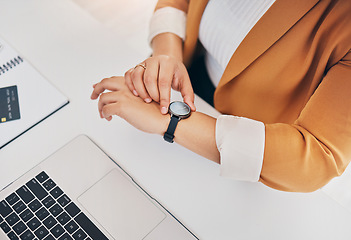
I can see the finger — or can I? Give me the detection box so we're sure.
[158,60,173,114]
[132,65,152,102]
[101,102,120,120]
[143,58,160,102]
[98,91,120,118]
[91,77,123,99]
[91,79,109,100]
[179,74,196,111]
[124,68,138,96]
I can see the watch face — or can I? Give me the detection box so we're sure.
[169,101,191,118]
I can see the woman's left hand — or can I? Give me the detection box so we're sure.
[91,76,169,135]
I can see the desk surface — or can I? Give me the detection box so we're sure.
[1,1,351,239]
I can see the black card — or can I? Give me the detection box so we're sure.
[0,85,21,123]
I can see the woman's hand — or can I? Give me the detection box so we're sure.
[90,76,169,135]
[91,76,220,163]
[124,55,196,114]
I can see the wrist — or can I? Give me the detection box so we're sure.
[152,52,182,62]
[158,113,171,136]
[151,33,183,61]
[162,101,191,143]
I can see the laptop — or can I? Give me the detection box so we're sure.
[0,135,198,240]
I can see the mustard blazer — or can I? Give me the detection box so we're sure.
[155,0,351,192]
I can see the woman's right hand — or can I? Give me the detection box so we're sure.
[124,54,196,114]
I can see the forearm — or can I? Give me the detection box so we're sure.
[159,111,220,163]
[155,0,189,12]
[151,33,184,61]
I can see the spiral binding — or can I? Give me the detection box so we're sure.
[0,56,23,76]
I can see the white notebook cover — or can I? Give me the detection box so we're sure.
[0,37,69,148]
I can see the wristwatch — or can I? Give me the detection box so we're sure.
[163,101,191,143]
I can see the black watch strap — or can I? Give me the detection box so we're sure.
[163,115,180,143]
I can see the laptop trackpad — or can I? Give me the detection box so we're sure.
[78,169,166,239]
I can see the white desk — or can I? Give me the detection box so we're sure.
[1,1,351,239]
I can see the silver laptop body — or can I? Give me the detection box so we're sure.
[0,135,197,239]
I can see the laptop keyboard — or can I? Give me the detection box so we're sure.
[0,171,108,240]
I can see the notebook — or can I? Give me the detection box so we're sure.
[0,37,69,149]
[0,135,198,239]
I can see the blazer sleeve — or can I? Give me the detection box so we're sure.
[155,0,189,12]
[260,50,351,192]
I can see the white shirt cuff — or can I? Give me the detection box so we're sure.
[148,7,187,44]
[216,115,265,182]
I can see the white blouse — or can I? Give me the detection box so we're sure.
[199,0,276,87]
[149,0,276,182]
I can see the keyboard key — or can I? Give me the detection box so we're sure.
[75,212,108,240]
[42,180,56,192]
[50,187,63,199]
[7,231,19,240]
[43,234,55,240]
[26,179,48,200]
[16,186,35,204]
[6,193,20,206]
[57,195,71,208]
[58,233,73,240]
[20,209,34,222]
[5,212,20,226]
[19,229,35,240]
[27,217,41,231]
[13,220,27,235]
[13,201,26,214]
[57,212,70,226]
[49,204,63,217]
[50,224,65,238]
[65,203,80,218]
[35,208,49,221]
[34,225,49,239]
[43,216,57,230]
[0,200,13,217]
[72,229,86,239]
[42,196,55,209]
[0,221,11,233]
[36,172,49,183]
[29,199,42,212]
[64,220,78,234]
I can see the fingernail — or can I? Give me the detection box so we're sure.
[133,90,138,96]
[145,98,152,103]
[161,107,168,114]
